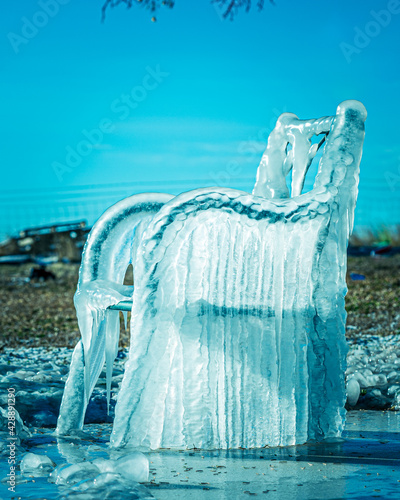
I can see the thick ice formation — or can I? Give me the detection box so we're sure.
[48,455,152,499]
[49,452,149,486]
[56,193,173,433]
[19,453,55,475]
[57,100,367,449]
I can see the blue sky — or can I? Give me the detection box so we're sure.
[1,0,399,232]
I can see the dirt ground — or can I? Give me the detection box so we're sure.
[0,255,399,350]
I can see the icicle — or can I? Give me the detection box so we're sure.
[56,193,173,436]
[105,310,120,415]
[123,311,128,331]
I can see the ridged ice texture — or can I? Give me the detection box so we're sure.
[110,100,367,449]
[56,193,173,435]
[57,100,366,448]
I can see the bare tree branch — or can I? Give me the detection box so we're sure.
[213,0,276,20]
[102,0,175,22]
[101,0,274,22]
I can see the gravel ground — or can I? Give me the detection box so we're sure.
[0,262,131,350]
[0,254,399,350]
[344,254,400,339]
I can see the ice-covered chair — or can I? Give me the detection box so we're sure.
[57,100,367,450]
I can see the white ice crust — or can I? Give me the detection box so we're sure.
[57,100,367,450]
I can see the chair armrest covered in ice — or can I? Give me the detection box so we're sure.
[56,192,173,433]
[57,100,367,450]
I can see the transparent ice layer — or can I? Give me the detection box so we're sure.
[57,100,367,450]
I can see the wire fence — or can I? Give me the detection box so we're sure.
[0,177,399,241]
[0,178,253,240]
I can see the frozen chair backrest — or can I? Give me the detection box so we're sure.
[110,100,367,450]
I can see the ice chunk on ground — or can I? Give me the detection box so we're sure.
[54,462,101,485]
[346,378,360,407]
[393,390,400,410]
[63,473,154,499]
[0,405,30,438]
[92,457,116,474]
[20,452,55,475]
[0,405,30,449]
[48,463,70,483]
[113,452,149,483]
[50,453,148,491]
[91,453,149,482]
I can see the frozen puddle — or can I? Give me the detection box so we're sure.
[1,412,399,499]
[148,411,400,499]
[1,338,400,499]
